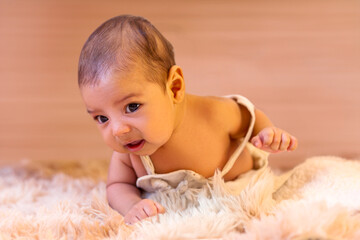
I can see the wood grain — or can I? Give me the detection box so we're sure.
[0,0,359,170]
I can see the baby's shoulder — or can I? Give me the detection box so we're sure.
[109,152,147,177]
[111,151,131,166]
[199,95,250,138]
[196,95,242,126]
[203,95,242,115]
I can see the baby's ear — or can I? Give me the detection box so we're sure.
[166,65,185,103]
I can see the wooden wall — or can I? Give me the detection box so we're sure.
[0,0,359,170]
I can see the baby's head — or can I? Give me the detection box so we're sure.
[78,15,175,90]
[78,15,186,155]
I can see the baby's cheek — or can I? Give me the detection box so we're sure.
[100,131,111,145]
[102,131,124,152]
[146,119,172,144]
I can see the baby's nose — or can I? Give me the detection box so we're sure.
[112,121,131,136]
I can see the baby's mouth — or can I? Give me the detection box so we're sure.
[125,139,145,152]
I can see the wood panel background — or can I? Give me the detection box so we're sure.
[0,0,359,170]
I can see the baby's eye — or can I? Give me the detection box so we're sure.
[126,103,141,113]
[95,115,109,124]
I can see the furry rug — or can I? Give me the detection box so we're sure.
[1,156,360,239]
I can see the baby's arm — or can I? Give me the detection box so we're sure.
[106,151,165,224]
[219,97,297,153]
[251,109,298,153]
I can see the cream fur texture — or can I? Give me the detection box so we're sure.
[0,156,359,239]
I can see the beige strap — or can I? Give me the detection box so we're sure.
[140,155,156,175]
[220,95,256,177]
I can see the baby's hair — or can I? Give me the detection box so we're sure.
[78,15,175,89]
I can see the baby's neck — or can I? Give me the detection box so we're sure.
[154,93,195,153]
[171,93,190,134]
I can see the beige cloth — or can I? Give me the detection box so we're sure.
[136,95,269,207]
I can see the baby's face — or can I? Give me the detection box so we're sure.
[80,68,176,155]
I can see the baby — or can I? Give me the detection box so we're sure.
[78,15,297,225]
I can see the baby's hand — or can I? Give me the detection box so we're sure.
[124,199,165,225]
[251,127,298,153]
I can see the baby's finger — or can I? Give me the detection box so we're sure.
[154,202,166,214]
[143,201,159,217]
[251,136,263,148]
[132,204,149,221]
[287,136,298,151]
[134,215,142,224]
[125,214,140,225]
[279,132,291,151]
[260,128,275,147]
[270,129,282,151]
